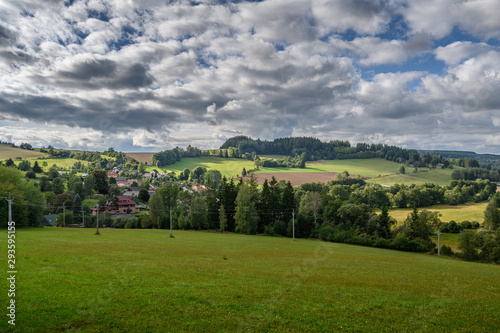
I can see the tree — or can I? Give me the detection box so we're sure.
[17,160,31,171]
[5,158,15,167]
[299,191,322,227]
[404,208,440,241]
[150,184,179,228]
[51,177,65,195]
[281,181,296,225]
[219,204,227,232]
[234,183,259,234]
[484,200,500,231]
[91,169,108,194]
[242,168,247,177]
[73,193,82,220]
[109,177,116,185]
[138,188,150,203]
[189,194,207,230]
[84,175,95,197]
[32,161,43,173]
[399,165,405,174]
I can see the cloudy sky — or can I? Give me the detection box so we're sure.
[1,0,500,153]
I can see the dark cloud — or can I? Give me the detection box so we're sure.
[0,25,17,46]
[59,59,117,80]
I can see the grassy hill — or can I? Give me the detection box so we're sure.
[145,157,257,178]
[8,228,500,332]
[0,143,48,160]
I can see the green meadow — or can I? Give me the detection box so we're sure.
[146,157,257,178]
[371,168,457,186]
[0,144,48,161]
[388,202,487,225]
[3,228,499,332]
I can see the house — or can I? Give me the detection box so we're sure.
[143,172,151,178]
[117,179,138,188]
[111,196,139,215]
[115,177,127,182]
[91,196,139,215]
[123,187,141,197]
[107,173,119,178]
[150,169,159,178]
[41,214,58,227]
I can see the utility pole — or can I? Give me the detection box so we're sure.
[6,192,14,224]
[95,205,100,235]
[437,231,441,255]
[62,203,66,227]
[292,209,295,241]
[169,205,174,238]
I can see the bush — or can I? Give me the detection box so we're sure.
[470,221,480,229]
[440,245,454,256]
[460,221,472,229]
[26,171,36,179]
[273,221,287,236]
[264,225,275,236]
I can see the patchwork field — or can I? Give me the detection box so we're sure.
[388,202,487,225]
[0,144,48,161]
[4,228,499,332]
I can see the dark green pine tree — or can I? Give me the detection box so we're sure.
[269,176,280,223]
[32,161,43,173]
[281,181,296,226]
[258,179,272,233]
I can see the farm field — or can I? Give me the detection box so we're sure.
[143,157,257,178]
[13,158,81,171]
[248,172,342,186]
[388,202,487,225]
[5,228,499,332]
[126,152,154,164]
[370,168,456,186]
[0,144,48,160]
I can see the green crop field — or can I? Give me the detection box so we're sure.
[146,157,257,178]
[388,202,487,225]
[0,144,48,161]
[4,228,499,332]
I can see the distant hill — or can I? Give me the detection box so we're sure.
[0,143,48,161]
[418,150,500,169]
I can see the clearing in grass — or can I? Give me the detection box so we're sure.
[6,228,499,332]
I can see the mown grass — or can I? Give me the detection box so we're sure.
[371,168,456,186]
[255,158,401,177]
[388,202,487,225]
[147,157,257,178]
[13,158,80,171]
[0,144,48,161]
[3,228,499,332]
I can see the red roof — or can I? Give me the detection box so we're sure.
[115,196,136,206]
[108,173,119,178]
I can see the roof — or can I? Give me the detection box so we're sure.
[42,214,58,227]
[108,173,119,178]
[115,196,137,206]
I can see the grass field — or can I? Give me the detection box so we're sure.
[0,144,48,161]
[144,157,257,178]
[371,168,456,186]
[13,158,80,171]
[4,228,499,332]
[388,202,487,224]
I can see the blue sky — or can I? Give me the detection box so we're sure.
[1,0,500,153]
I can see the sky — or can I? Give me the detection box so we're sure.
[1,0,500,153]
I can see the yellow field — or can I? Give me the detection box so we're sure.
[0,144,48,160]
[388,202,487,225]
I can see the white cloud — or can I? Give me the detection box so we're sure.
[435,41,494,65]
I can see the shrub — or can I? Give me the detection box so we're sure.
[264,225,275,236]
[440,245,454,256]
[460,221,472,229]
[26,171,36,179]
[273,221,287,236]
